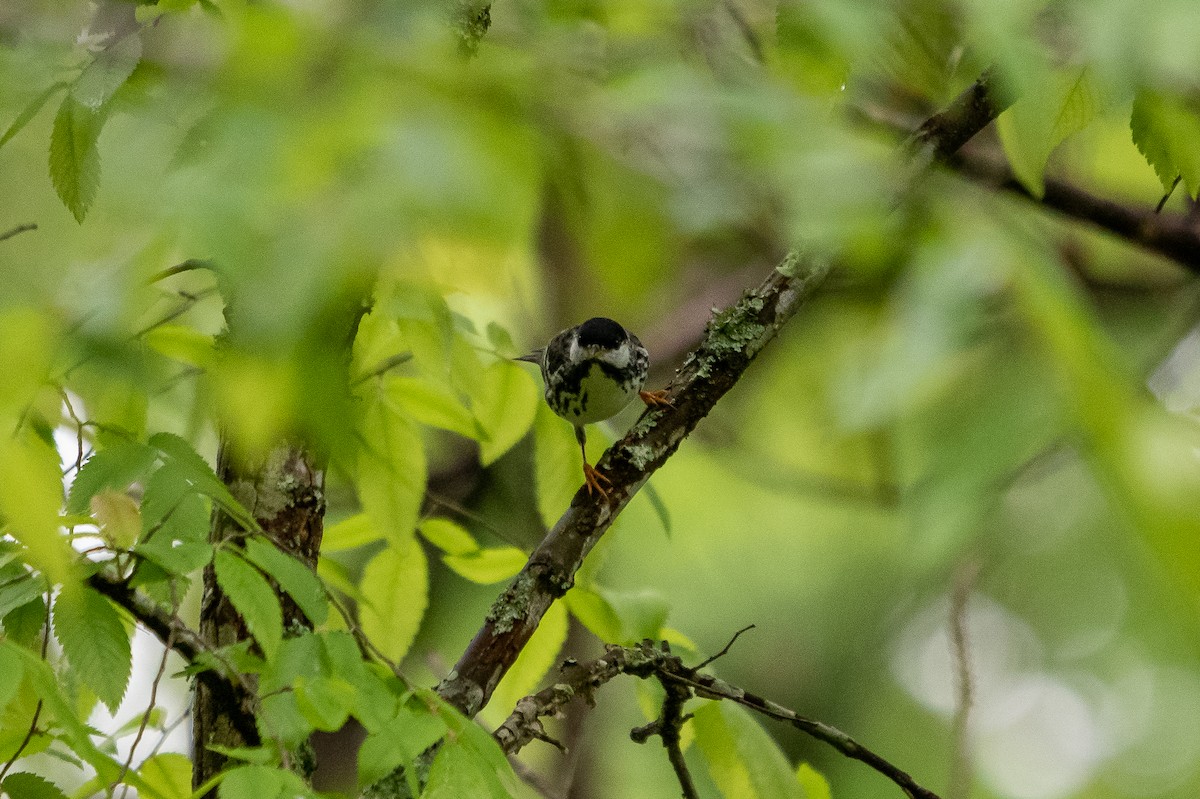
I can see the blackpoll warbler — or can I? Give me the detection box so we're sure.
[517,317,671,497]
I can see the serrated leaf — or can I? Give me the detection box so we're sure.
[996,68,1095,198]
[0,82,69,151]
[359,543,427,663]
[241,536,328,625]
[49,95,105,223]
[1130,90,1200,198]
[386,376,480,439]
[0,571,44,619]
[135,490,212,575]
[213,549,283,660]
[149,432,260,534]
[322,513,381,551]
[442,546,527,584]
[53,585,132,713]
[72,33,142,109]
[436,708,522,796]
[422,737,510,799]
[0,435,73,585]
[418,517,478,556]
[1,772,69,799]
[796,762,832,799]
[473,360,539,466]
[138,752,193,799]
[357,706,448,788]
[294,675,355,731]
[357,391,426,547]
[67,440,158,514]
[480,600,568,728]
[693,701,805,799]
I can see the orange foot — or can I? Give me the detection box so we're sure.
[640,389,674,408]
[583,462,612,498]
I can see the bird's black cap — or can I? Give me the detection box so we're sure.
[576,317,627,349]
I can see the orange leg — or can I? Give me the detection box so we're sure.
[640,389,674,408]
[575,426,612,498]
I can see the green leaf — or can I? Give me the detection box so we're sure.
[0,82,69,152]
[0,571,44,619]
[472,360,540,466]
[480,599,568,728]
[52,584,132,714]
[2,595,47,649]
[357,390,426,547]
[218,765,285,799]
[149,433,260,534]
[434,706,522,796]
[418,517,478,556]
[72,33,142,109]
[996,68,1096,198]
[359,543,428,663]
[356,707,448,787]
[642,480,672,536]
[442,546,527,584]
[564,586,623,642]
[68,440,158,515]
[49,95,105,223]
[138,752,193,799]
[294,675,355,731]
[141,324,216,368]
[135,491,212,575]
[90,490,142,550]
[241,537,328,625]
[0,436,73,585]
[386,376,480,440]
[322,513,382,551]
[1,773,68,799]
[796,762,832,799]
[422,737,510,799]
[533,401,588,527]
[213,549,283,660]
[693,701,806,799]
[0,643,23,715]
[1130,90,1200,198]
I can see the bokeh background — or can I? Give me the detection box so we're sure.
[3,1,1200,797]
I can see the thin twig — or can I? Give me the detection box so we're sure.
[694,624,755,670]
[0,222,37,242]
[947,559,980,799]
[115,583,180,799]
[145,258,214,285]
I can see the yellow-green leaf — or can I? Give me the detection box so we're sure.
[139,753,193,799]
[473,360,539,466]
[323,513,381,552]
[693,701,806,799]
[0,435,73,585]
[996,68,1096,198]
[90,490,141,550]
[442,546,526,584]
[796,762,832,799]
[213,548,283,660]
[480,600,568,727]
[359,543,428,663]
[49,95,104,223]
[53,584,132,714]
[142,323,216,368]
[386,376,480,439]
[358,390,426,547]
[418,517,478,556]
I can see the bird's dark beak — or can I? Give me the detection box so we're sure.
[513,350,543,364]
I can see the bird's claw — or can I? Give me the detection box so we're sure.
[583,462,612,498]
[639,389,674,409]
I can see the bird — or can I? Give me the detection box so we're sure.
[516,317,672,497]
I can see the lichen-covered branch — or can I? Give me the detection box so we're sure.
[436,67,1009,723]
[435,254,833,718]
[496,640,942,799]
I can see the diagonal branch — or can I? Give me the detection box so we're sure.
[949,146,1200,274]
[435,66,1009,721]
[436,256,833,717]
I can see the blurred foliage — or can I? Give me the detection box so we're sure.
[2,0,1200,798]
